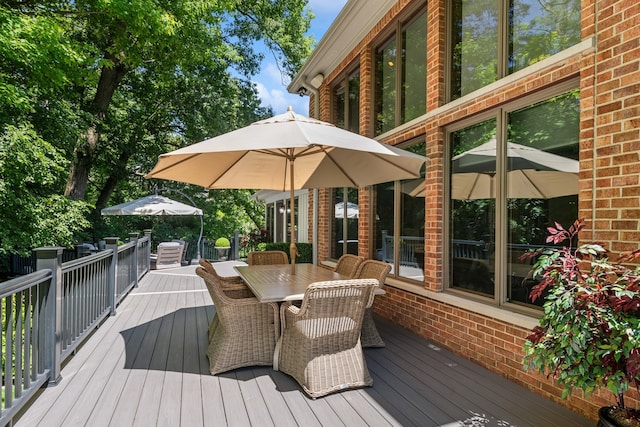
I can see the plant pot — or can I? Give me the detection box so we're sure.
[216,247,230,261]
[598,406,640,427]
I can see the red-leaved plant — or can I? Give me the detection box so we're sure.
[522,218,640,417]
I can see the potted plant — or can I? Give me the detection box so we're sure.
[522,219,640,427]
[214,237,231,261]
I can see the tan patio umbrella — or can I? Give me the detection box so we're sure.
[146,107,428,274]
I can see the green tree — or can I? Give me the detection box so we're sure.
[0,125,91,254]
[0,1,313,253]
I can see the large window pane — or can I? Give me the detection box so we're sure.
[331,188,359,259]
[451,0,498,99]
[399,142,426,281]
[333,69,360,132]
[402,11,427,123]
[348,70,360,133]
[333,82,345,128]
[374,141,426,281]
[450,120,497,297]
[375,38,397,135]
[506,91,579,306]
[509,0,581,73]
[375,10,427,135]
[451,0,580,99]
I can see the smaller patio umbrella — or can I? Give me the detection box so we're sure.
[101,194,203,259]
[101,194,202,216]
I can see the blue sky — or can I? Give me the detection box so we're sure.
[252,0,348,116]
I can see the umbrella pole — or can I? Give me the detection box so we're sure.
[290,161,297,275]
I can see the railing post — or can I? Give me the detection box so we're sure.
[34,247,63,386]
[233,230,240,260]
[129,232,139,288]
[105,237,119,316]
[144,229,152,272]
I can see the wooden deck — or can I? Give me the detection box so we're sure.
[15,265,591,427]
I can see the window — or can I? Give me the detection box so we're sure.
[332,69,360,133]
[373,140,426,281]
[375,10,427,135]
[448,90,579,308]
[330,188,359,259]
[450,0,581,100]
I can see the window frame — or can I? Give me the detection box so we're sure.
[444,80,579,314]
[331,64,360,132]
[373,8,427,136]
[447,0,581,102]
[370,136,427,283]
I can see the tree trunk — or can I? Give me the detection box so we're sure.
[65,52,128,200]
[94,151,132,212]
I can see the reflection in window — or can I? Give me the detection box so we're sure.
[375,10,427,135]
[509,0,581,74]
[451,0,498,99]
[448,90,579,308]
[331,188,359,259]
[506,91,579,307]
[375,37,397,135]
[374,141,426,281]
[450,121,497,297]
[450,0,580,99]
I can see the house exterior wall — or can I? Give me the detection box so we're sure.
[307,0,640,420]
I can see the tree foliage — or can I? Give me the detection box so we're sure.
[0,1,313,254]
[0,125,91,254]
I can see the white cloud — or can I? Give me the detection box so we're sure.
[254,80,309,116]
[250,0,347,117]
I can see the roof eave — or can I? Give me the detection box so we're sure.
[288,0,396,94]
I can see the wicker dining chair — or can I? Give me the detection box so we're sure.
[276,278,378,398]
[247,250,289,265]
[354,259,391,348]
[195,267,279,375]
[334,254,364,278]
[198,258,252,299]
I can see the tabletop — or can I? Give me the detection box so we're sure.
[233,263,346,303]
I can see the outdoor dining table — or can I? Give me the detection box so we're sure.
[233,263,347,303]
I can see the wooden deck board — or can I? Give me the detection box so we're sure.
[14,265,593,427]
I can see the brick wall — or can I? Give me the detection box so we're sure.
[309,0,640,420]
[580,0,640,255]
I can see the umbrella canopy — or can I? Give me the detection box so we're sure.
[451,139,578,200]
[146,107,428,273]
[101,194,203,216]
[101,193,203,260]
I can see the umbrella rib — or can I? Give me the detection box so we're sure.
[519,170,546,198]
[147,153,201,177]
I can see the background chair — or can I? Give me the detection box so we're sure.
[334,254,364,278]
[195,267,279,375]
[149,242,183,270]
[248,250,289,265]
[354,259,391,348]
[172,239,190,265]
[276,278,378,398]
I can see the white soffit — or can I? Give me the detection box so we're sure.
[288,0,396,94]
